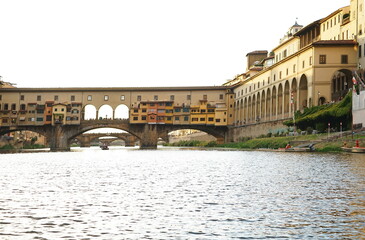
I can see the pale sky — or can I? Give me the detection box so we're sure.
[0,0,349,88]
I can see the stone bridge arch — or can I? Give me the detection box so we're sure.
[75,131,137,147]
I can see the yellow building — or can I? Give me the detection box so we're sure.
[228,3,360,129]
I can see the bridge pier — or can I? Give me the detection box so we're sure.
[139,124,158,149]
[47,125,71,151]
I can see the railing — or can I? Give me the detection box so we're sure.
[80,118,130,124]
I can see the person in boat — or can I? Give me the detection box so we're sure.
[285,143,291,149]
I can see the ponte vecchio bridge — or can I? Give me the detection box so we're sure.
[0,86,235,150]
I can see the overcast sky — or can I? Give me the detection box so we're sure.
[0,0,349,88]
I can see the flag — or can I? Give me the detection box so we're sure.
[353,76,360,95]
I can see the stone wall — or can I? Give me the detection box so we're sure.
[231,120,289,141]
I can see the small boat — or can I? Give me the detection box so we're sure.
[341,147,365,153]
[100,143,109,150]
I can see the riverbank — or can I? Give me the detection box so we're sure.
[165,132,365,153]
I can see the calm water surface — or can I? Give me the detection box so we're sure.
[1,147,365,239]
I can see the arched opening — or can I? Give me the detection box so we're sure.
[278,84,283,116]
[83,104,97,120]
[240,99,243,125]
[235,101,239,125]
[252,95,256,123]
[114,104,129,119]
[72,127,137,148]
[331,69,353,101]
[243,98,247,124]
[256,93,261,122]
[291,78,298,113]
[261,90,265,121]
[284,81,290,117]
[272,86,277,117]
[98,105,113,120]
[0,130,47,149]
[299,75,308,111]
[248,97,252,123]
[266,88,271,120]
[318,97,326,106]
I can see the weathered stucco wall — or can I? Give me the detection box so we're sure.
[231,120,289,141]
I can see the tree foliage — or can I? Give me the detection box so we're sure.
[284,91,352,131]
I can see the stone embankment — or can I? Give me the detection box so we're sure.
[169,132,216,143]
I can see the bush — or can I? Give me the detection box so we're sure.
[0,144,15,150]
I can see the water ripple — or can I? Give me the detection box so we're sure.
[0,148,365,238]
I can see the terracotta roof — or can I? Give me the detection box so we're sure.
[246,50,268,56]
[312,40,357,46]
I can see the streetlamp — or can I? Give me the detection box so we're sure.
[328,122,331,139]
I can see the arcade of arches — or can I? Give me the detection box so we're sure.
[234,70,353,126]
[83,104,129,120]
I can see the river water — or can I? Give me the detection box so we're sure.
[1,147,365,239]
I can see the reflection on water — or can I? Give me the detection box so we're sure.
[1,147,365,239]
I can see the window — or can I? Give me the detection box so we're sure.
[20,95,24,101]
[36,117,43,122]
[87,95,92,101]
[71,95,75,101]
[192,118,198,121]
[133,117,138,121]
[293,64,296,73]
[341,55,348,64]
[104,95,109,101]
[137,95,141,101]
[309,56,313,66]
[0,95,2,100]
[200,118,205,121]
[170,95,174,101]
[183,108,189,112]
[120,95,125,101]
[215,119,221,123]
[141,116,146,120]
[37,95,41,101]
[319,55,326,64]
[273,74,276,81]
[54,95,58,101]
[187,95,191,100]
[175,116,180,121]
[142,109,147,112]
[302,60,305,68]
[154,95,158,100]
[279,71,282,79]
[4,104,9,110]
[208,117,214,121]
[133,109,138,113]
[184,116,189,121]
[20,104,26,110]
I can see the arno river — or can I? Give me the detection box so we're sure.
[1,147,365,239]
